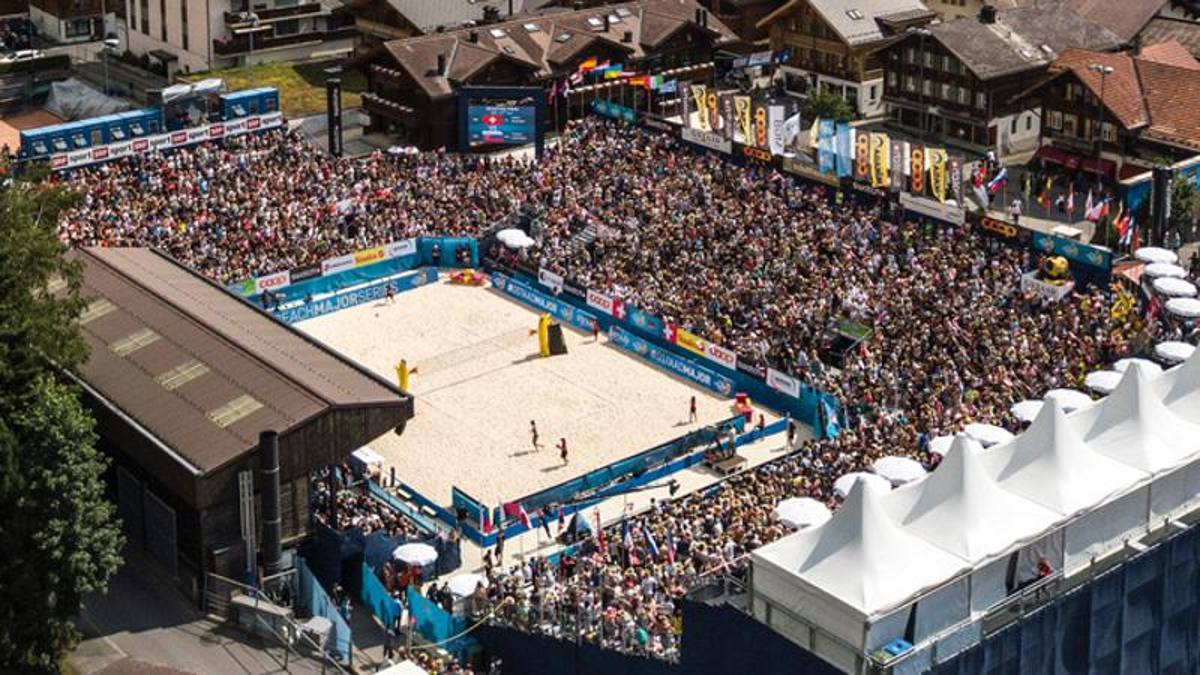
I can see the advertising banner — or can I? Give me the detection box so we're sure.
[321,253,356,276]
[675,326,738,371]
[230,278,256,297]
[927,148,949,203]
[385,239,417,260]
[818,119,836,176]
[899,192,966,225]
[768,105,786,156]
[621,302,665,338]
[679,83,692,129]
[706,91,719,135]
[47,112,284,171]
[586,288,620,316]
[782,155,841,187]
[910,145,926,195]
[722,96,735,141]
[256,270,291,294]
[492,273,597,333]
[737,359,767,379]
[1020,271,1075,302]
[691,84,709,131]
[734,96,752,146]
[537,267,565,293]
[290,264,322,283]
[277,268,435,323]
[890,140,905,192]
[836,122,853,178]
[869,133,890,188]
[754,105,768,148]
[609,326,734,397]
[766,367,801,398]
[354,245,387,268]
[681,127,733,154]
[950,158,963,205]
[1031,232,1112,271]
[855,131,870,182]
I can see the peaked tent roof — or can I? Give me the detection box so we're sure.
[1155,346,1200,415]
[980,400,1147,516]
[885,435,1061,563]
[753,478,969,618]
[1071,364,1200,473]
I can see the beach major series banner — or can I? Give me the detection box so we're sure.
[609,326,735,397]
[492,273,598,333]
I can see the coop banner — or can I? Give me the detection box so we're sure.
[609,326,735,397]
[491,273,597,333]
[277,268,435,323]
[673,326,738,371]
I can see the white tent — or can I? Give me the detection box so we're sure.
[1085,370,1122,394]
[774,497,832,530]
[1152,277,1197,298]
[1044,388,1094,412]
[928,435,955,456]
[871,456,927,486]
[1156,346,1200,415]
[1135,247,1179,265]
[833,472,891,498]
[1010,399,1043,423]
[496,228,536,249]
[885,436,1060,564]
[1155,341,1196,364]
[1166,297,1200,319]
[1113,358,1163,376]
[377,661,429,675]
[962,423,1014,447]
[1072,365,1200,474]
[752,479,970,655]
[980,400,1145,518]
[1144,262,1187,279]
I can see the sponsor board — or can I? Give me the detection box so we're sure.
[385,238,417,259]
[321,253,356,276]
[278,268,435,323]
[781,155,840,187]
[624,304,664,337]
[586,288,616,315]
[46,112,285,171]
[736,359,767,379]
[979,216,1019,239]
[255,270,291,294]
[681,127,732,154]
[766,367,801,398]
[290,264,321,283]
[1020,271,1074,302]
[354,245,387,267]
[742,145,772,163]
[230,278,256,297]
[537,267,564,293]
[608,326,734,397]
[899,192,965,225]
[674,326,737,371]
[1031,232,1111,271]
[492,273,597,333]
[642,117,674,132]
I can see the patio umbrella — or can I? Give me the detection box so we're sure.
[1043,388,1094,412]
[871,456,927,486]
[962,423,1015,447]
[774,497,831,530]
[1009,399,1044,423]
[1167,297,1200,319]
[496,228,535,249]
[833,472,891,499]
[1152,277,1197,298]
[1144,263,1187,279]
[1113,358,1163,376]
[392,542,438,567]
[1155,341,1196,364]
[447,573,488,597]
[1135,247,1179,265]
[1084,370,1122,394]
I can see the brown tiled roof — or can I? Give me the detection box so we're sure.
[1137,38,1200,69]
[1140,17,1200,58]
[1069,0,1165,42]
[1049,48,1150,129]
[1138,58,1200,150]
[379,0,736,99]
[70,247,408,476]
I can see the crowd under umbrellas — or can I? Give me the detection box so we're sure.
[50,117,1172,662]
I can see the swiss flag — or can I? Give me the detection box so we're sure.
[612,298,626,320]
[663,323,677,344]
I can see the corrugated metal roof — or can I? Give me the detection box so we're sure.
[70,247,408,475]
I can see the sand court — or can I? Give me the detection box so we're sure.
[297,276,752,507]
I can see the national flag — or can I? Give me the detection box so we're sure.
[578,57,598,72]
[628,75,650,89]
[666,531,676,564]
[1085,196,1109,222]
[782,112,801,147]
[643,525,660,560]
[1066,184,1075,215]
[604,68,622,80]
[658,79,677,94]
[546,80,559,103]
[502,501,532,529]
[1121,214,1136,246]
[481,506,493,534]
[622,519,633,550]
[986,167,1008,194]
[569,70,583,85]
[594,509,606,554]
[1084,189,1094,217]
[1022,172,1032,205]
[1038,176,1052,210]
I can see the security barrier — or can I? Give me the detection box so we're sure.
[296,557,353,665]
[274,268,436,323]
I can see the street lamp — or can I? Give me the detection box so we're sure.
[1087,63,1113,189]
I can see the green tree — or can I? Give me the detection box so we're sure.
[1169,177,1199,239]
[802,87,855,123]
[0,174,124,670]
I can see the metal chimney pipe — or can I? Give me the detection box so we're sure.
[259,430,283,576]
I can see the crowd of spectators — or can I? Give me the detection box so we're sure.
[311,465,427,541]
[54,117,1161,663]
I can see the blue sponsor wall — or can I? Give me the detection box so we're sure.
[275,267,437,323]
[490,272,599,333]
[609,325,734,397]
[1030,231,1112,286]
[420,236,478,268]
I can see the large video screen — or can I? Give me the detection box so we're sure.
[466,105,536,146]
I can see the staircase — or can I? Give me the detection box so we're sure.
[571,222,597,255]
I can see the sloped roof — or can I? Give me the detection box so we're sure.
[1140,17,1200,59]
[1138,39,1200,69]
[927,4,1123,80]
[1049,48,1150,129]
[70,247,410,476]
[380,0,736,99]
[885,435,1061,563]
[381,0,558,33]
[754,478,970,617]
[1138,57,1200,151]
[756,0,935,45]
[1070,0,1165,42]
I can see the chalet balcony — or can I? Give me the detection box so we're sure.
[225,2,327,25]
[213,24,355,55]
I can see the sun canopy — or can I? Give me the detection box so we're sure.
[1144,263,1187,279]
[774,497,832,529]
[1010,399,1043,423]
[393,542,438,566]
[1044,388,1094,412]
[447,573,488,597]
[928,435,954,456]
[1167,297,1200,319]
[962,423,1014,447]
[1152,277,1197,297]
[1135,247,1179,265]
[496,228,536,249]
[833,472,892,499]
[1114,358,1163,376]
[871,456,927,486]
[1085,370,1122,394]
[1155,341,1196,364]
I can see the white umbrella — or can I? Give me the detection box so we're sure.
[1135,247,1179,265]
[496,228,535,249]
[1113,358,1163,376]
[446,573,488,597]
[1044,388,1094,412]
[1085,370,1122,394]
[1152,277,1198,298]
[392,542,438,567]
[871,456,927,486]
[1155,341,1196,364]
[1009,399,1044,423]
[774,497,831,529]
[962,423,1015,447]
[1144,263,1188,279]
[928,435,954,456]
[1167,297,1200,319]
[833,472,891,499]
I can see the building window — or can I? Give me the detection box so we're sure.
[923,51,934,67]
[180,0,187,49]
[139,0,149,34]
[1026,115,1033,131]
[887,71,897,89]
[957,86,968,105]
[1063,113,1077,136]
[869,84,877,100]
[1101,122,1117,142]
[922,79,932,96]
[159,0,166,41]
[65,18,92,37]
[1011,117,1017,134]
[1048,110,1062,130]
[941,82,952,100]
[905,47,915,64]
[905,75,916,92]
[275,19,299,35]
[976,91,987,109]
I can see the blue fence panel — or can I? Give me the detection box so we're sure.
[419,236,478,268]
[297,558,353,665]
[359,561,403,631]
[1121,544,1164,675]
[275,267,436,323]
[608,325,735,397]
[1088,567,1124,675]
[407,586,473,657]
[491,272,598,333]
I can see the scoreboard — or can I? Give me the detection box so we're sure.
[466,105,536,145]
